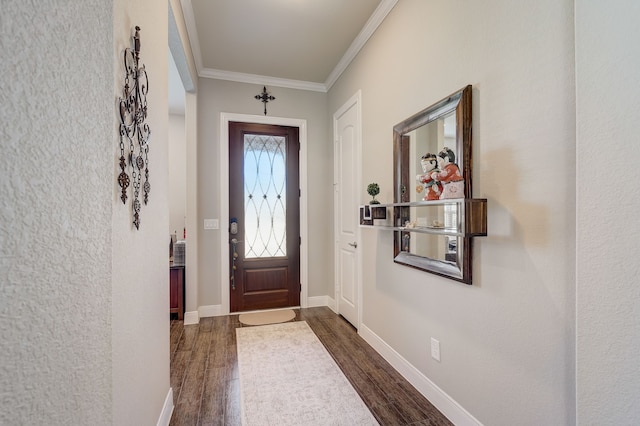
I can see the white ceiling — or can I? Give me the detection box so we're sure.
[169,0,397,114]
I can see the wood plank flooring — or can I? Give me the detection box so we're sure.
[169,307,452,426]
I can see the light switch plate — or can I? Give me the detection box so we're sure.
[204,219,219,230]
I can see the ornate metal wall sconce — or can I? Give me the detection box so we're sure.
[117,26,151,230]
[255,86,275,115]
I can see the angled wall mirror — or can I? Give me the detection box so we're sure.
[392,85,485,284]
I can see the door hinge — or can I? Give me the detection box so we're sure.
[299,236,302,245]
[299,283,302,292]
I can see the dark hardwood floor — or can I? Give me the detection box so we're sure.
[169,307,452,426]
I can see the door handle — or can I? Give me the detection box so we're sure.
[348,242,358,248]
[230,238,242,290]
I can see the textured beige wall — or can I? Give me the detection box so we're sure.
[328,1,576,424]
[1,2,171,423]
[196,78,332,308]
[575,1,640,423]
[0,1,114,424]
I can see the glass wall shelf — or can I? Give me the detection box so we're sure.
[359,198,487,237]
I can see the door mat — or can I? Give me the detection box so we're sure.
[238,309,296,326]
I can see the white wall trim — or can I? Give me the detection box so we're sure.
[358,324,483,426]
[220,113,309,315]
[229,306,300,316]
[326,296,337,313]
[198,304,222,318]
[200,68,327,92]
[194,298,334,317]
[194,301,336,318]
[307,295,334,309]
[156,388,174,426]
[183,310,199,325]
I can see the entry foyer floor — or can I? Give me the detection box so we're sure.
[169,306,452,425]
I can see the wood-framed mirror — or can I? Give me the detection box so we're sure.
[392,85,476,284]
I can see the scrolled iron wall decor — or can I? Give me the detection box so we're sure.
[254,86,275,115]
[117,26,151,230]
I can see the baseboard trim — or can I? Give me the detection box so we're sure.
[183,310,199,325]
[230,306,300,315]
[358,324,483,426]
[199,304,222,318]
[326,296,336,313]
[307,295,333,308]
[194,297,334,318]
[156,387,174,426]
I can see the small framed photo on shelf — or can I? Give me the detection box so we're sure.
[363,205,372,220]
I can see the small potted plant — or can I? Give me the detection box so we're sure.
[367,183,380,204]
[366,183,386,220]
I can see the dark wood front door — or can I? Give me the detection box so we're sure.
[229,122,300,312]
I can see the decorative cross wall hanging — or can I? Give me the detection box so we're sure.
[254,86,276,115]
[117,26,151,230]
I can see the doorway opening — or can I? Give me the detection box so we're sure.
[220,113,309,315]
[228,122,300,312]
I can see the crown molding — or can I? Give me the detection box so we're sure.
[199,68,327,92]
[324,0,398,90]
[181,0,398,93]
[180,0,203,75]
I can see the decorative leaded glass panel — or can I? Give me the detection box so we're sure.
[244,134,287,258]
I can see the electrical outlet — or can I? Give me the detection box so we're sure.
[430,338,441,362]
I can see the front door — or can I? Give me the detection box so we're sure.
[229,122,300,312]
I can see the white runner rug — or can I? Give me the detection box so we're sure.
[236,321,378,426]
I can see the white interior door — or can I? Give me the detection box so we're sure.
[333,92,361,328]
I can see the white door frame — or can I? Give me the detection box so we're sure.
[333,91,363,328]
[220,113,308,315]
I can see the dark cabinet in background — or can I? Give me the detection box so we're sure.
[170,264,184,320]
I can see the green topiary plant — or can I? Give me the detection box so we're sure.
[367,183,380,204]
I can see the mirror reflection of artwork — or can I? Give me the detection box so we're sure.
[409,113,458,202]
[416,153,441,201]
[432,147,464,199]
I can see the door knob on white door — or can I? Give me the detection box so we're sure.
[348,242,358,248]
